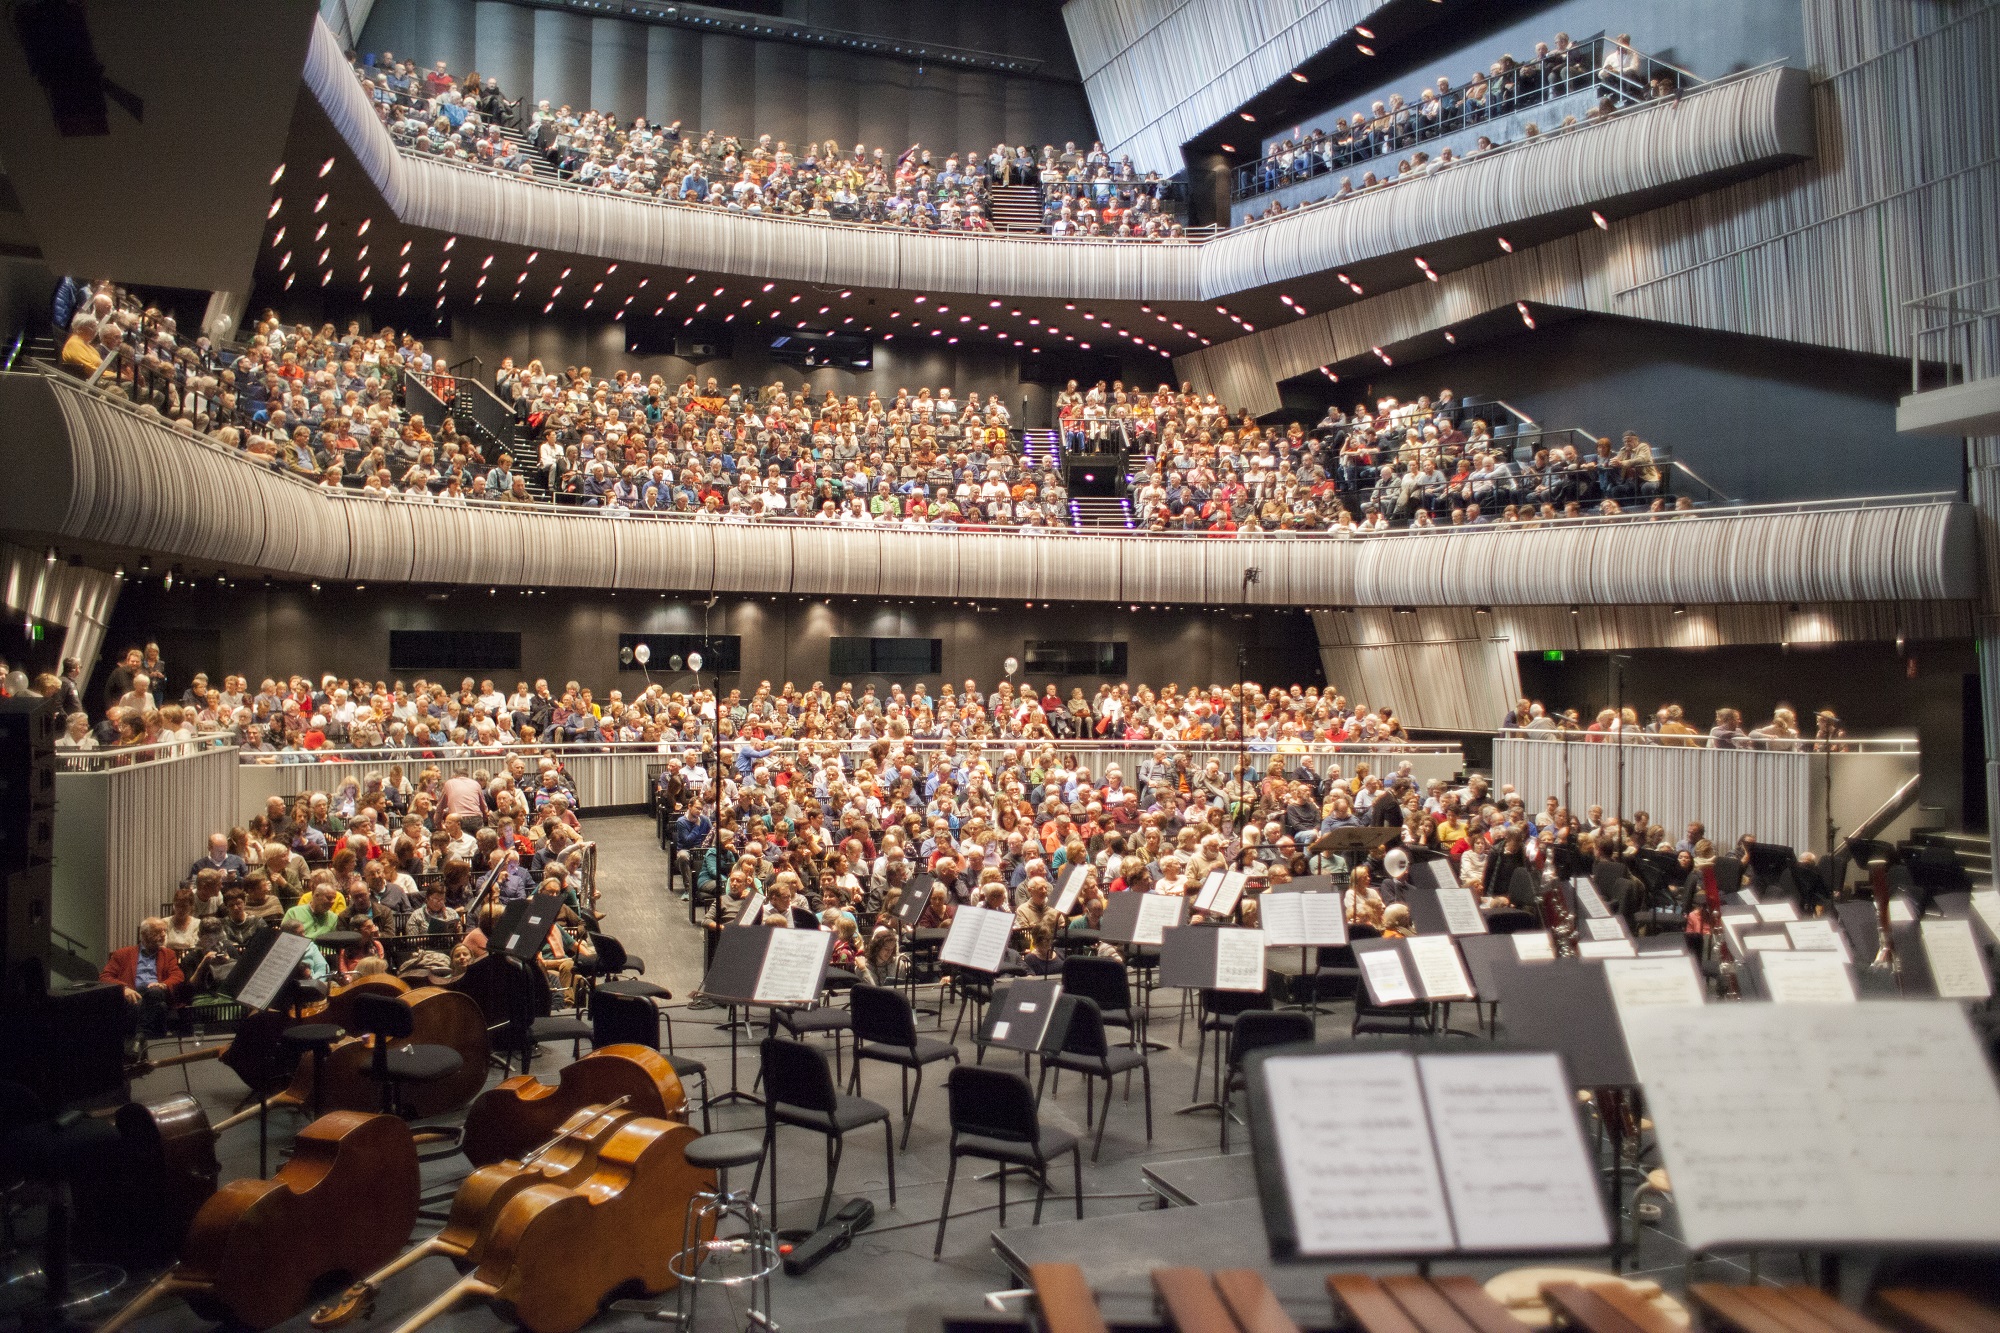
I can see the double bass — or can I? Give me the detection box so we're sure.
[98,1111,420,1332]
[390,1116,713,1333]
[71,1094,222,1266]
[313,1100,643,1329]
[215,982,490,1130]
[460,1044,686,1167]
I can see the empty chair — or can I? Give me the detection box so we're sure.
[584,933,669,1002]
[1190,986,1271,1104]
[1219,1009,1314,1152]
[753,1037,895,1230]
[1059,955,1135,1046]
[591,988,711,1133]
[1036,996,1151,1162]
[846,984,959,1149]
[933,1065,1080,1259]
[351,992,462,1118]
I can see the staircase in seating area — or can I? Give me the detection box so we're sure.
[1909,830,1993,889]
[493,122,561,182]
[988,183,1045,233]
[1020,428,1062,471]
[1069,496,1136,529]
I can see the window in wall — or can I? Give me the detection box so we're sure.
[829,637,944,676]
[1023,641,1128,677]
[388,630,522,671]
[617,633,742,673]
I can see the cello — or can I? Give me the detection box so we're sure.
[70,1094,222,1266]
[389,1116,713,1333]
[97,1111,420,1333]
[312,1099,643,1329]
[214,984,491,1131]
[460,1044,686,1167]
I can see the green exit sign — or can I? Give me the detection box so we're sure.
[1542,649,1565,661]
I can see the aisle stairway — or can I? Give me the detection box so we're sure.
[1070,496,1136,529]
[1020,428,1062,471]
[988,183,1045,233]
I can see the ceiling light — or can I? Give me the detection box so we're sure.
[1497,236,1513,253]
[1290,70,1308,82]
[1592,211,1609,229]
[270,163,285,185]
[1357,43,1375,55]
[267,197,282,218]
[443,236,456,251]
[313,193,328,212]
[1354,24,1374,38]
[527,251,539,263]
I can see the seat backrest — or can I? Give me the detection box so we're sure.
[1060,955,1130,1012]
[1059,995,1111,1059]
[352,992,414,1041]
[591,989,658,1049]
[1484,907,1541,934]
[590,933,629,972]
[1229,1009,1314,1066]
[945,1064,1040,1143]
[1203,985,1272,1017]
[760,1036,837,1113]
[849,984,916,1048]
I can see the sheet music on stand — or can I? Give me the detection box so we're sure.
[1052,865,1088,916]
[939,906,1014,974]
[979,977,1074,1053]
[1405,935,1475,1001]
[895,875,935,927]
[1101,890,1189,946]
[1411,857,1457,895]
[1581,915,1628,943]
[731,890,766,928]
[1195,870,1248,917]
[1616,1002,2000,1251]
[1260,891,1347,948]
[1749,950,1857,1004]
[1970,889,2000,949]
[1602,955,1705,1009]
[1251,1048,1610,1260]
[1577,938,1636,959]
[230,930,313,1012]
[1756,900,1800,922]
[1921,918,1994,1000]
[497,896,562,963]
[1572,879,1612,920]
[752,929,833,1004]
[1785,918,1849,957]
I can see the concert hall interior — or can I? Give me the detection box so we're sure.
[3,1,2000,1332]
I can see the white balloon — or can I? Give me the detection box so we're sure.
[686,652,704,673]
[633,643,651,665]
[1003,656,1020,676]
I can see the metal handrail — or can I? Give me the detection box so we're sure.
[58,735,236,771]
[18,363,1961,542]
[1905,275,2000,391]
[1496,730,1919,755]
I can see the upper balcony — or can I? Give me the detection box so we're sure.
[302,17,1814,309]
[2,367,1971,611]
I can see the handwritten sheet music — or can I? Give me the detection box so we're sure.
[1758,952,1856,1004]
[1263,1052,1454,1255]
[1922,918,1994,1000]
[1406,935,1475,1001]
[1784,918,1846,956]
[753,928,832,1003]
[1572,880,1612,919]
[1053,866,1087,916]
[940,906,1014,972]
[1511,932,1556,962]
[236,931,311,1011]
[1582,915,1628,942]
[1755,901,1799,922]
[1198,871,1248,917]
[1213,928,1268,991]
[1618,1002,2000,1249]
[1577,939,1636,959]
[1435,886,1488,936]
[1361,947,1419,1004]
[1603,956,1705,1008]
[1132,891,1186,945]
[1260,892,1347,947]
[1418,1052,1611,1252]
[1971,890,2000,948]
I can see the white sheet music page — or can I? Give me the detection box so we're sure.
[1577,939,1636,959]
[753,928,832,1003]
[940,906,1014,972]
[1971,890,2000,948]
[1511,932,1556,962]
[1922,918,1994,1000]
[1405,935,1475,1000]
[1053,866,1087,916]
[1582,915,1628,942]
[1200,871,1248,917]
[1758,952,1855,1004]
[1618,1002,2000,1249]
[1260,892,1305,947]
[735,891,766,927]
[1435,886,1488,935]
[1263,1052,1454,1256]
[1418,1052,1610,1252]
[1133,891,1186,945]
[1300,893,1349,945]
[1361,947,1419,1004]
[1572,880,1612,919]
[1887,897,1916,923]
[1784,918,1847,957]
[1603,956,1705,1009]
[1193,870,1226,913]
[1213,928,1267,991]
[237,931,312,1011]
[1755,901,1799,922]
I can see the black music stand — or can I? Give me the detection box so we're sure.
[895,873,942,1022]
[1100,892,1187,1050]
[975,977,1078,1078]
[1259,877,1345,1033]
[223,928,316,1176]
[1160,925,1267,1116]
[697,926,835,1107]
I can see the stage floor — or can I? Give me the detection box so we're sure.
[107,816,1800,1333]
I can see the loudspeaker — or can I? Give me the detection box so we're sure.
[0,697,57,975]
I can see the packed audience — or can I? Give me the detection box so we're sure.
[352,51,1190,240]
[1238,32,1687,221]
[53,281,1694,532]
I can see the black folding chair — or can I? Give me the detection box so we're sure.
[846,984,958,1149]
[751,1036,895,1229]
[1036,996,1151,1161]
[351,992,462,1118]
[933,1064,1080,1259]
[590,988,711,1133]
[1219,1009,1313,1152]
